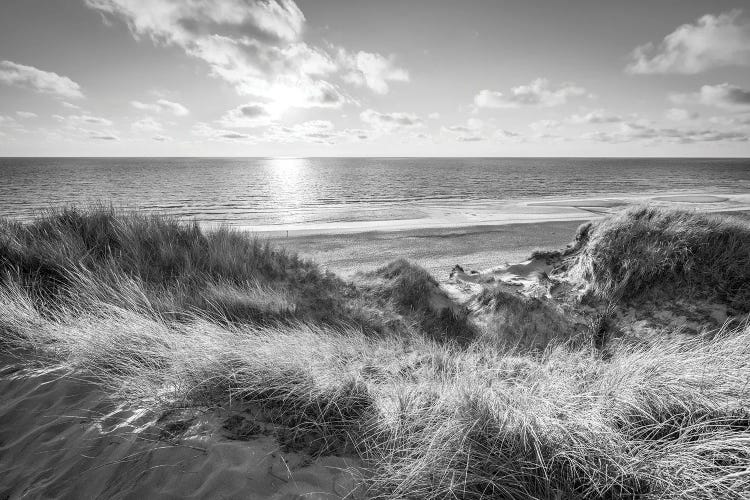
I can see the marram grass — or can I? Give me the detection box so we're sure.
[1,206,749,499]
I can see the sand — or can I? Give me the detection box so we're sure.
[276,219,584,281]
[234,191,750,237]
[0,357,361,499]
[270,192,750,281]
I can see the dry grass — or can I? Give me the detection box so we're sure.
[568,206,750,310]
[1,206,749,499]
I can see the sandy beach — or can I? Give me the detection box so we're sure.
[276,219,584,280]
[269,193,750,280]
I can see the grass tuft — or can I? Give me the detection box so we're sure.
[567,206,750,309]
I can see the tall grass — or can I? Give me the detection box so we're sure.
[568,206,750,310]
[2,278,749,498]
[1,206,749,498]
[0,206,469,338]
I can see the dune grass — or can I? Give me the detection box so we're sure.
[1,206,749,499]
[568,206,750,310]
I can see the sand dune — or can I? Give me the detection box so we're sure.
[0,357,361,499]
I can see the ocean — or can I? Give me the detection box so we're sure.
[1,157,749,229]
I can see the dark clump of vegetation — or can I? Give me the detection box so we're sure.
[473,286,580,349]
[357,259,476,344]
[569,206,750,310]
[0,205,343,325]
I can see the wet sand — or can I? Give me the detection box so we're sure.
[275,208,750,282]
[275,219,586,281]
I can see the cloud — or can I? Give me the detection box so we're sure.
[428,112,440,120]
[698,83,750,110]
[218,102,273,128]
[131,117,164,132]
[16,111,38,119]
[340,50,409,94]
[494,129,523,141]
[671,83,750,111]
[152,135,171,142]
[474,78,587,109]
[131,99,189,116]
[584,121,747,144]
[220,132,251,139]
[665,108,699,122]
[193,122,254,141]
[627,10,750,74]
[0,60,84,99]
[442,118,486,141]
[567,110,623,124]
[709,114,750,127]
[529,119,561,131]
[266,120,335,143]
[360,109,423,132]
[64,114,114,126]
[86,0,349,111]
[89,133,119,141]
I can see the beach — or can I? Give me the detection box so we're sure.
[271,193,750,280]
[276,219,584,280]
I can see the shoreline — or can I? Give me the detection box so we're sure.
[229,191,750,237]
[274,207,750,282]
[276,218,588,281]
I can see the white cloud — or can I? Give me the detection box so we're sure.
[709,114,750,127]
[442,118,486,141]
[698,83,750,111]
[583,121,747,144]
[474,78,587,109]
[193,122,254,141]
[131,99,189,116]
[88,131,119,141]
[627,10,750,74]
[567,110,623,124]
[131,116,164,133]
[86,0,347,111]
[428,112,440,120]
[340,50,409,94]
[360,109,423,132]
[494,129,523,141]
[218,102,273,128]
[71,114,114,126]
[0,60,84,99]
[665,108,699,122]
[16,111,38,119]
[529,119,561,131]
[671,83,750,111]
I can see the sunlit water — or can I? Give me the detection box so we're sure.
[1,157,749,227]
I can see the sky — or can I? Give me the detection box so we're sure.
[0,0,749,157]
